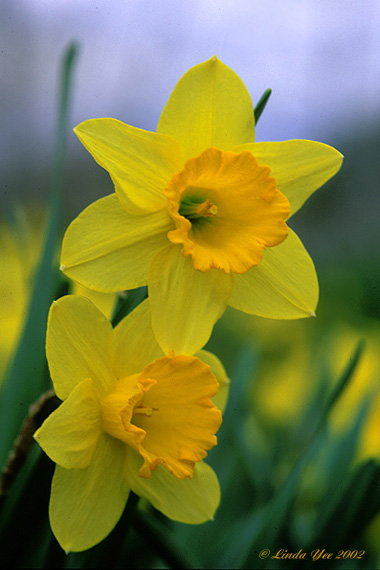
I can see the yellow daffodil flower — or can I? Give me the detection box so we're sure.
[61,57,343,355]
[34,295,228,552]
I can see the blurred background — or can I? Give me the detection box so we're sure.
[1,2,380,567]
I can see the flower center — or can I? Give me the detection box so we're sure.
[164,146,290,274]
[179,197,218,220]
[100,356,221,479]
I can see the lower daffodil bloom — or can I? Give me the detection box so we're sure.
[34,295,227,553]
[61,57,343,355]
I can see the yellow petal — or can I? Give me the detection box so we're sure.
[71,282,116,319]
[34,378,101,469]
[74,119,182,214]
[111,299,163,378]
[196,349,230,413]
[125,452,220,524]
[234,140,343,216]
[46,296,114,400]
[61,195,172,293]
[148,245,233,355]
[49,434,129,553]
[157,56,255,161]
[133,355,222,479]
[229,229,318,318]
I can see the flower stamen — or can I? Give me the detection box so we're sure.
[179,197,218,220]
[196,199,218,217]
[133,402,158,417]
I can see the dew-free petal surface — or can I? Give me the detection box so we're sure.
[61,195,172,292]
[34,378,101,469]
[125,452,220,524]
[157,57,255,161]
[46,296,114,400]
[234,140,343,216]
[148,245,233,355]
[49,433,130,553]
[75,119,182,214]
[229,229,318,319]
[110,298,163,377]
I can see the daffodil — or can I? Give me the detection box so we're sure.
[61,57,343,355]
[34,295,227,552]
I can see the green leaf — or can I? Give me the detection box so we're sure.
[239,340,366,569]
[324,394,373,490]
[308,459,380,550]
[320,339,365,424]
[254,88,272,124]
[0,43,79,468]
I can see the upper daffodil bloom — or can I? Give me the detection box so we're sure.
[61,57,343,355]
[34,295,227,553]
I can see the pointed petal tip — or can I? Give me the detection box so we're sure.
[49,299,59,314]
[73,121,86,134]
[73,121,87,134]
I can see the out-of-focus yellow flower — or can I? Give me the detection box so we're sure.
[60,57,343,355]
[326,323,380,461]
[222,307,380,462]
[34,295,228,552]
[0,214,116,384]
[0,213,44,383]
[218,307,315,425]
[0,226,25,382]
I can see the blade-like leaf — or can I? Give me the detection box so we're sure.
[0,43,79,468]
[239,340,365,569]
[254,88,272,124]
